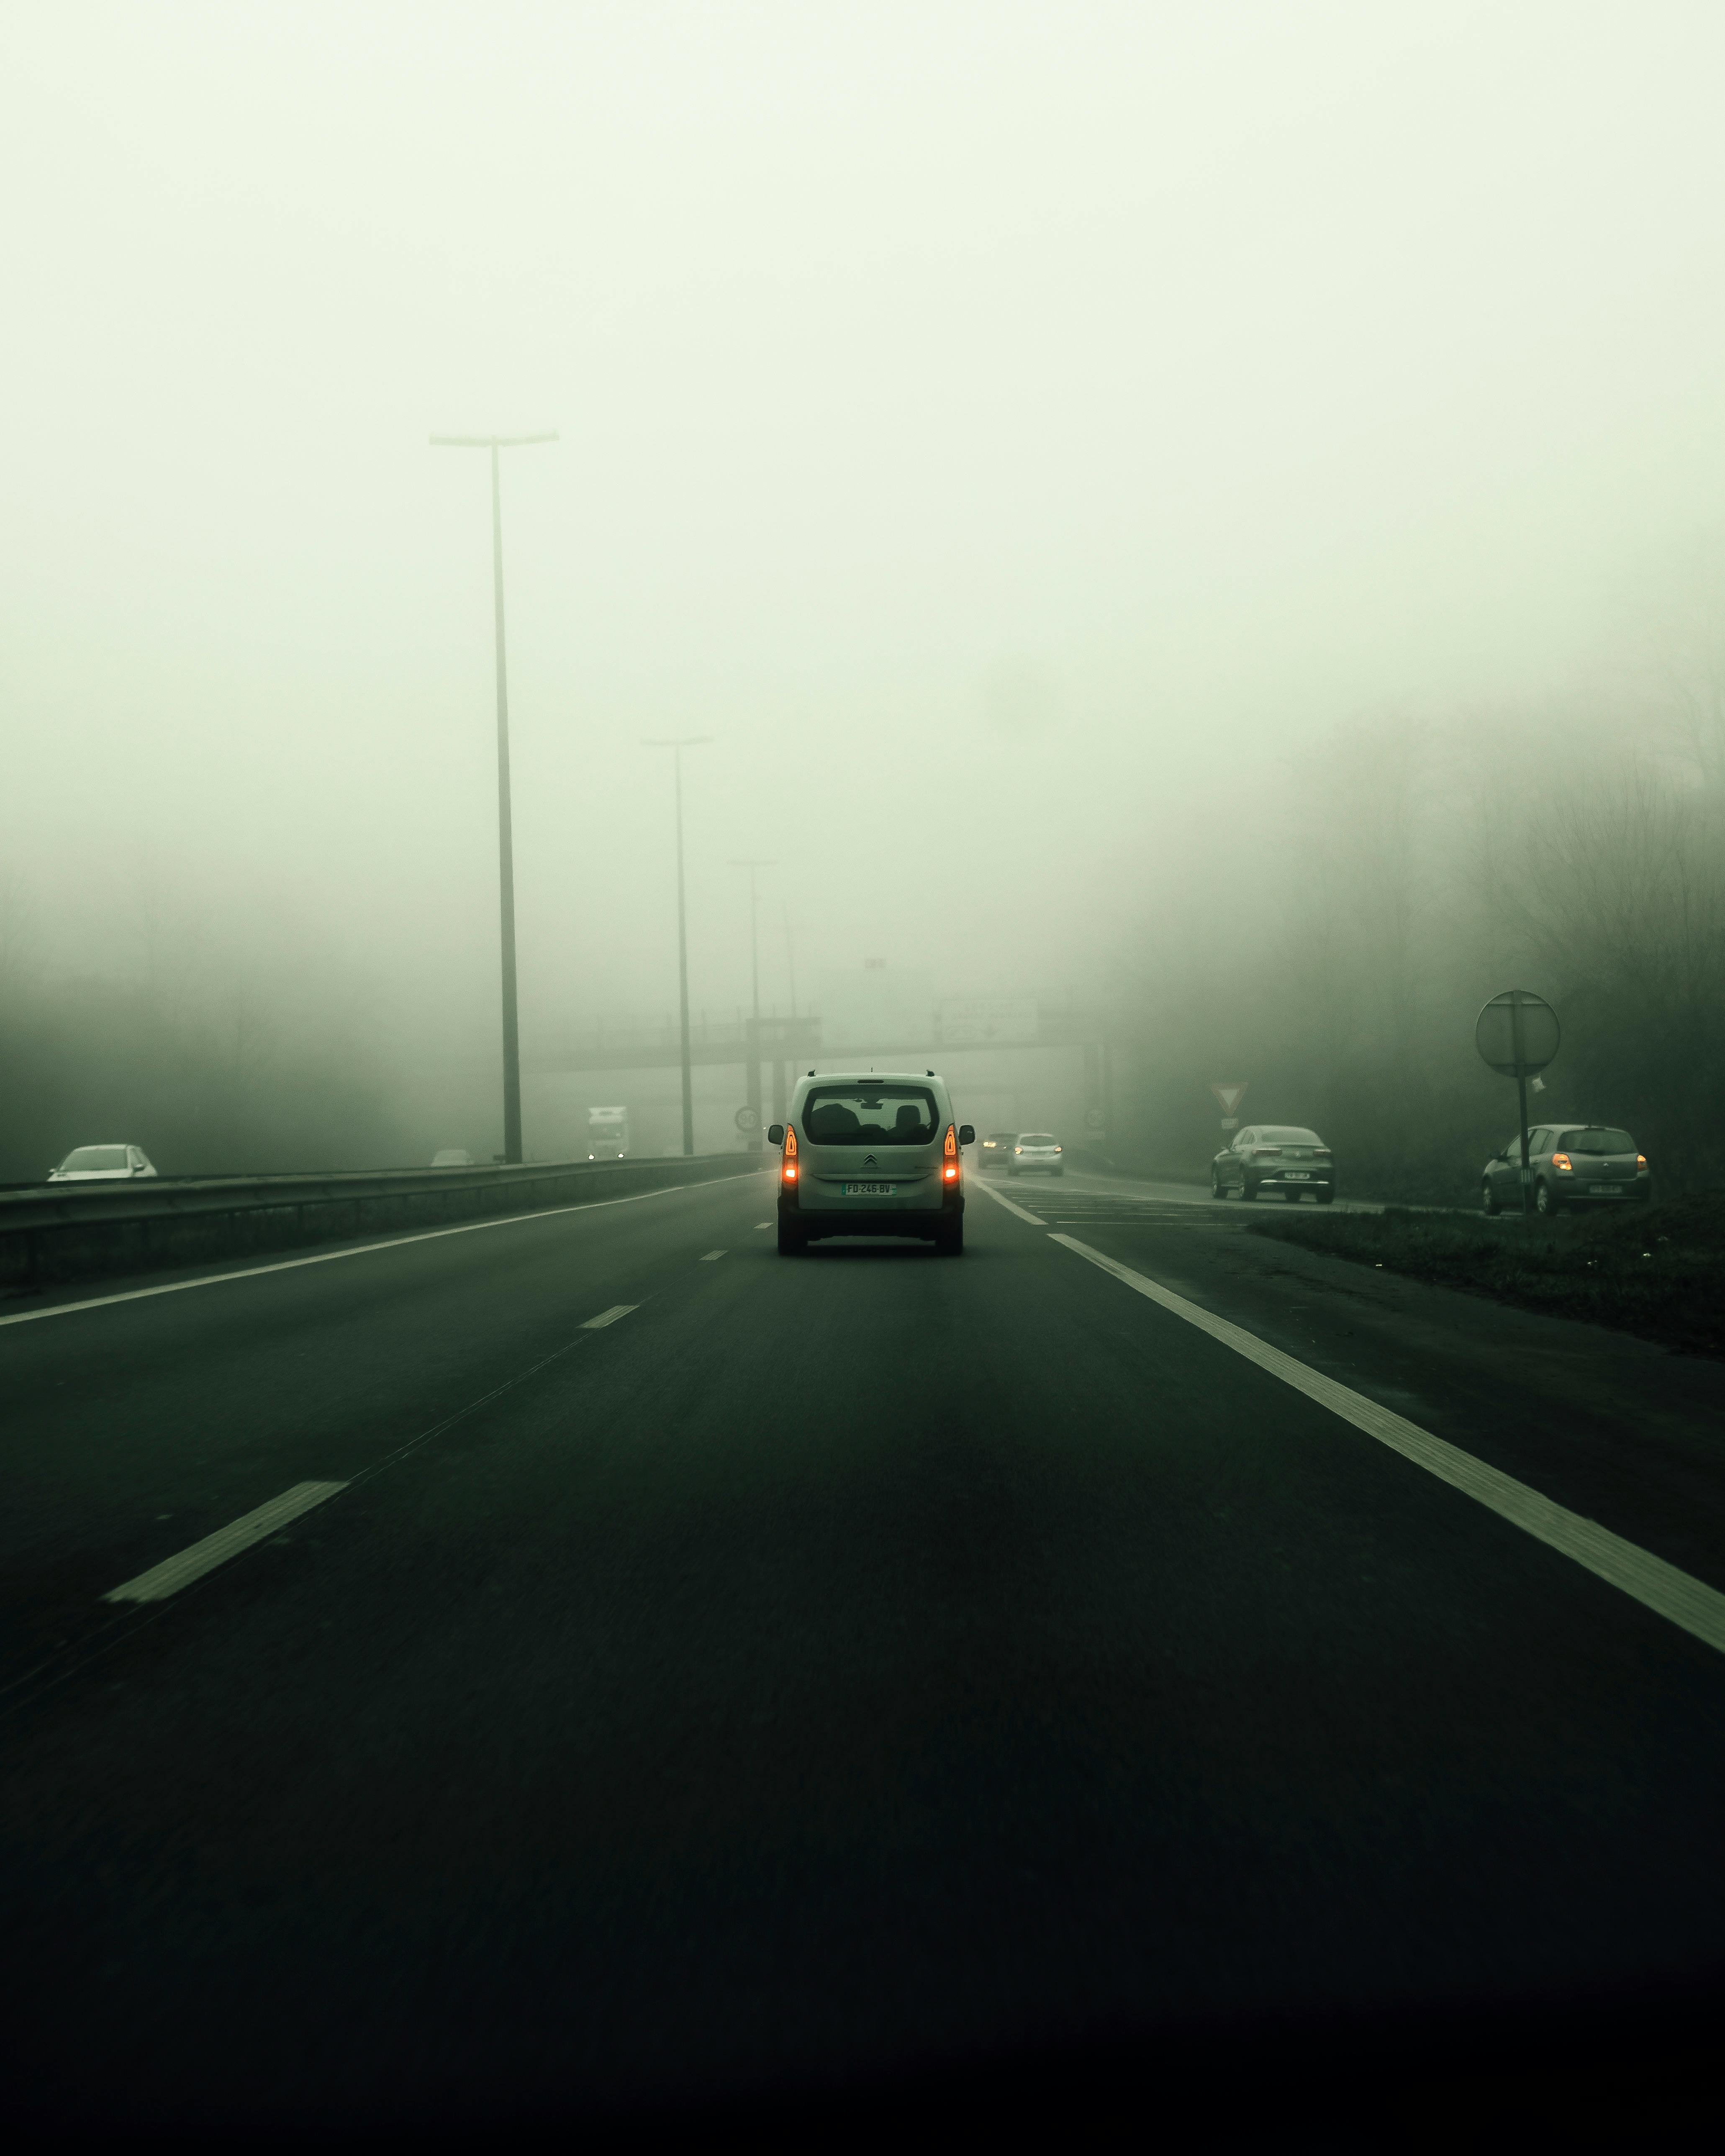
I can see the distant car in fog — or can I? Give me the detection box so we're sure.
[979,1132,1017,1170]
[48,1144,158,1183]
[1008,1134,1063,1177]
[430,1148,474,1168]
[1481,1123,1649,1217]
[1211,1126,1333,1203]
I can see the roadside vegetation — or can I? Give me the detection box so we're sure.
[1245,1198,1725,1358]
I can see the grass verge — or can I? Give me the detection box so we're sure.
[1245,1196,1725,1358]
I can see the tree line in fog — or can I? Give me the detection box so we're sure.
[1116,679,1725,1201]
[0,872,408,1185]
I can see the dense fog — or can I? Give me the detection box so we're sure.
[4,5,1722,1191]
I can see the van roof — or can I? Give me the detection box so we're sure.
[796,1071,944,1085]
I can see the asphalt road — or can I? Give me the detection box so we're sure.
[3,1162,1722,2131]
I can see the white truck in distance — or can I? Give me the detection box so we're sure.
[587,1107,629,1161]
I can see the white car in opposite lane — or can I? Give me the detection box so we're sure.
[48,1144,159,1182]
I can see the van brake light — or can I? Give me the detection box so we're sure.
[782,1124,798,1183]
[943,1123,959,1182]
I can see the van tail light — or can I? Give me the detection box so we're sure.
[1552,1152,1572,1172]
[943,1123,960,1183]
[781,1124,798,1184]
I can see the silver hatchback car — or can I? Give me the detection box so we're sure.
[770,1072,973,1255]
[1007,1133,1063,1177]
[1481,1122,1650,1217]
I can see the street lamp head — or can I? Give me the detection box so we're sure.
[429,432,560,449]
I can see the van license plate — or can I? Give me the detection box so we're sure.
[1589,1184,1622,1196]
[844,1182,896,1197]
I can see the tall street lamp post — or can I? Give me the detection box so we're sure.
[430,430,557,1165]
[645,737,712,1156]
[729,857,775,1151]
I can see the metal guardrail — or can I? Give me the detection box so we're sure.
[0,1154,756,1291]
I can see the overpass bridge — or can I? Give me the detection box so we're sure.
[525,1004,1118,1136]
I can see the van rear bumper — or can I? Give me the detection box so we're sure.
[780,1188,963,1240]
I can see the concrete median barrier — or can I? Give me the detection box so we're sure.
[0,1155,755,1293]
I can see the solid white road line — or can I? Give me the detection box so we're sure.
[700,1250,726,1261]
[0,1178,751,1331]
[970,1178,1046,1226]
[1051,1233,1725,1658]
[105,1482,348,1605]
[580,1304,638,1329]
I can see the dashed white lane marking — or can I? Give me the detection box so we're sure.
[700,1250,726,1261]
[580,1303,638,1329]
[105,1482,348,1604]
[1051,1233,1725,1658]
[970,1178,1046,1226]
[754,1221,772,1230]
[0,1177,757,1331]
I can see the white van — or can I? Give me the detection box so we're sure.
[768,1073,973,1256]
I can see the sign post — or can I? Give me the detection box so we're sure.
[1474,990,1561,1217]
[1209,1080,1248,1135]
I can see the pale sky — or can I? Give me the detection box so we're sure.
[4,3,1722,1068]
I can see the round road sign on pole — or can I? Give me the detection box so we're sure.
[734,1105,760,1134]
[1475,989,1560,1221]
[1474,989,1561,1077]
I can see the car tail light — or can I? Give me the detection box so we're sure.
[1552,1152,1572,1172]
[1637,1154,1648,1169]
[1253,1147,1280,1158]
[943,1123,960,1182]
[781,1124,798,1184]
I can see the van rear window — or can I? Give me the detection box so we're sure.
[802,1086,938,1146]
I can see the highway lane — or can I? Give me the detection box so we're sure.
[975,1165,1725,1586]
[0,1171,771,1689]
[2,1161,1722,2127]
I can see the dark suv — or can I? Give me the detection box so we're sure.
[1211,1126,1334,1203]
[1481,1124,1650,1217]
[979,1132,1017,1172]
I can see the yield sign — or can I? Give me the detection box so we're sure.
[1210,1081,1249,1116]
